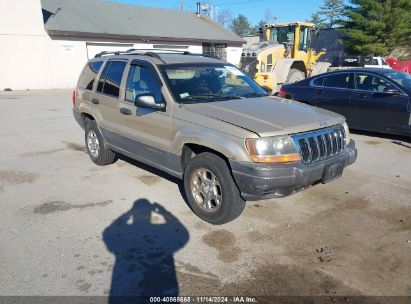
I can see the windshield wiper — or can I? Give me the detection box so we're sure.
[181,94,244,102]
[213,94,244,100]
[241,92,269,98]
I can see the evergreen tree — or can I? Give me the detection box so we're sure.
[230,14,253,37]
[318,0,346,28]
[251,20,268,36]
[342,0,411,55]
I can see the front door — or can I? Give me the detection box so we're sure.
[349,72,410,132]
[114,62,177,174]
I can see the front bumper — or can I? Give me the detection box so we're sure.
[230,140,357,201]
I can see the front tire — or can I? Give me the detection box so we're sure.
[85,121,117,166]
[184,152,246,225]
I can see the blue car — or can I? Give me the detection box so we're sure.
[280,68,411,137]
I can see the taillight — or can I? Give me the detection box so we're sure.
[72,89,77,108]
[279,88,287,96]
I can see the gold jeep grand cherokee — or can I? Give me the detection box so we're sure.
[73,50,357,224]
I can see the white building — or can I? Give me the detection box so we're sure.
[0,0,244,90]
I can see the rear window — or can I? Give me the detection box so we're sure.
[313,73,351,89]
[96,61,127,98]
[78,61,103,90]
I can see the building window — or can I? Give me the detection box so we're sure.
[202,43,227,61]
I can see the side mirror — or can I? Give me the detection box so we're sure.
[134,93,166,111]
[385,88,401,96]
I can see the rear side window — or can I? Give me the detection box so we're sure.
[313,77,324,86]
[96,61,127,98]
[78,61,103,90]
[314,73,351,89]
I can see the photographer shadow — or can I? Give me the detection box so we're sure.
[103,199,189,303]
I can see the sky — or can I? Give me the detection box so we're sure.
[110,0,327,25]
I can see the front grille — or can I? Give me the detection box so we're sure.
[293,125,346,164]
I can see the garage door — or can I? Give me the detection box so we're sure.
[86,43,134,59]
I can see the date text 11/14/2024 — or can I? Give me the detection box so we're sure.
[149,296,258,303]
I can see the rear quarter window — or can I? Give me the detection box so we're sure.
[313,77,324,86]
[315,73,351,89]
[78,61,103,90]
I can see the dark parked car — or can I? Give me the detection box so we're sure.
[279,68,411,137]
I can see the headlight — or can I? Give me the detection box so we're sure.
[343,122,351,145]
[245,136,301,163]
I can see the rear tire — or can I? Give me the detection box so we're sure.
[286,68,305,84]
[183,152,246,225]
[85,121,117,166]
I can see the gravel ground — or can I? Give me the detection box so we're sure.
[0,90,410,302]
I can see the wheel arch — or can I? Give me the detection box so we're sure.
[289,61,307,77]
[181,143,232,172]
[77,112,95,129]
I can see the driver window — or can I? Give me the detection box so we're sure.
[125,65,162,102]
[355,73,396,93]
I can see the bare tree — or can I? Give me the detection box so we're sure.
[264,9,277,24]
[216,8,233,27]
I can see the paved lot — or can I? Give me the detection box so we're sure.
[0,90,410,300]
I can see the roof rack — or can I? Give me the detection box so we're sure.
[94,48,220,62]
[95,48,191,57]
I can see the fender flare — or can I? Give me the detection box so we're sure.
[172,128,251,162]
[273,59,306,84]
[311,62,332,76]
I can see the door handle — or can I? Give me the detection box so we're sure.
[91,98,99,105]
[317,90,323,95]
[120,108,132,115]
[358,93,367,99]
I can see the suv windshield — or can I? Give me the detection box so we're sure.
[161,64,268,103]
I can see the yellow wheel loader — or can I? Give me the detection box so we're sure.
[240,22,331,93]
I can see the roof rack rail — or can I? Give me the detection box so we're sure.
[94,50,129,58]
[185,53,220,60]
[94,49,219,62]
[94,49,192,58]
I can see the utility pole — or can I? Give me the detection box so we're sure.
[179,0,184,11]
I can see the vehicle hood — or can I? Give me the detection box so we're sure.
[183,97,345,137]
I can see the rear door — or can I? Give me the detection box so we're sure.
[311,72,353,120]
[349,72,410,132]
[93,59,128,145]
